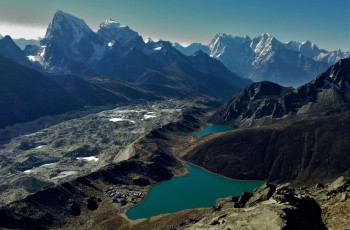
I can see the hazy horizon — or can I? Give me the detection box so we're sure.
[0,0,349,51]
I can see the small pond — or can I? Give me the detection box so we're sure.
[195,124,234,137]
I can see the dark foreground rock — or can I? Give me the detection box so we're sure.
[129,177,349,230]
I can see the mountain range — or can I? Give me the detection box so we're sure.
[175,33,349,86]
[0,10,250,128]
[1,11,349,89]
[0,9,349,127]
[23,10,248,100]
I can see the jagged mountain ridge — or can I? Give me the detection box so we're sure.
[285,40,350,65]
[27,10,250,99]
[175,33,349,86]
[210,58,350,127]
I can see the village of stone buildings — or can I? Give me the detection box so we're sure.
[104,185,144,206]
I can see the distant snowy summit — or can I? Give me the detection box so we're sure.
[174,33,349,86]
[28,10,145,74]
[98,18,144,48]
[143,36,154,44]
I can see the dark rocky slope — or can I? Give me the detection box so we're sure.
[105,42,251,100]
[49,74,159,105]
[211,58,350,127]
[0,55,82,129]
[183,114,350,186]
[0,36,38,69]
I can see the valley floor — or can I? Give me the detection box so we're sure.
[0,98,349,230]
[0,98,204,206]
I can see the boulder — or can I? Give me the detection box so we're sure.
[87,197,98,211]
[234,192,252,208]
[69,202,81,216]
[246,183,276,206]
[328,176,350,193]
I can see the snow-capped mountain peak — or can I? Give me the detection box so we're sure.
[99,18,128,29]
[143,36,154,44]
[97,19,144,48]
[45,10,94,44]
[251,33,277,54]
[32,10,106,72]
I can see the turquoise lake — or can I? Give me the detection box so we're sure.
[126,164,263,220]
[195,124,234,137]
[126,124,261,220]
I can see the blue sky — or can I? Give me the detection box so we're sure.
[0,0,349,51]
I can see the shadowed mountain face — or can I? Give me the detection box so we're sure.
[183,115,350,186]
[211,58,350,127]
[49,74,159,105]
[0,55,82,128]
[0,52,163,128]
[0,36,38,69]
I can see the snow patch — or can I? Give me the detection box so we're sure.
[109,118,136,123]
[40,162,57,167]
[143,114,157,119]
[143,36,154,43]
[154,46,162,51]
[108,40,116,47]
[52,171,78,180]
[27,55,36,62]
[77,156,99,162]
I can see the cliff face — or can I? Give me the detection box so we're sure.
[183,115,350,186]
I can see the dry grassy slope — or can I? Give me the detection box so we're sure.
[183,114,350,186]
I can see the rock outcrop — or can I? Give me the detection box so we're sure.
[124,177,350,230]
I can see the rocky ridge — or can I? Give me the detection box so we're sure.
[94,176,349,230]
[210,58,350,128]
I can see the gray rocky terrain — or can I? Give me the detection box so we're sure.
[0,99,204,206]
